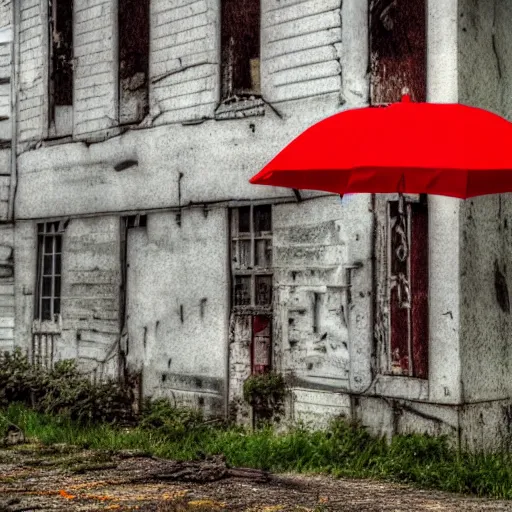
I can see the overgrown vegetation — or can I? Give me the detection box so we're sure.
[0,348,133,425]
[3,353,512,499]
[243,372,287,426]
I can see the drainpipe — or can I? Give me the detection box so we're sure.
[8,1,19,222]
[224,207,231,420]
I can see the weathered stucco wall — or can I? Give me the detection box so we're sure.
[11,0,376,427]
[18,0,45,143]
[227,194,373,426]
[60,216,121,374]
[273,195,372,390]
[14,216,121,376]
[273,194,372,425]
[16,102,337,220]
[14,220,36,351]
[125,209,228,416]
[458,0,512,404]
[0,0,11,142]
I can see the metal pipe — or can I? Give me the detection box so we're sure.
[224,207,231,420]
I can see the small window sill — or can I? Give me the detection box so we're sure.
[215,95,265,120]
[32,318,62,334]
[232,305,272,315]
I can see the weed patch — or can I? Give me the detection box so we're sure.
[3,404,512,498]
[3,354,512,499]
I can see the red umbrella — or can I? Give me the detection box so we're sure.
[250,95,512,199]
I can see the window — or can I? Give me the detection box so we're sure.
[49,0,73,134]
[387,196,428,379]
[231,205,272,374]
[370,0,428,379]
[35,222,64,322]
[370,0,426,104]
[231,205,272,309]
[119,0,150,124]
[221,0,261,100]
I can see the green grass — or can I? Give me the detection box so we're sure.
[3,403,512,499]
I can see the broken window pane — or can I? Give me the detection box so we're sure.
[119,0,150,124]
[255,275,272,305]
[221,0,261,99]
[239,240,251,269]
[255,239,271,268]
[234,276,251,306]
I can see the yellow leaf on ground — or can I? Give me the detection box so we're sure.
[188,499,226,508]
[59,490,76,500]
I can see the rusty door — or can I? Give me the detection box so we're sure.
[370,0,429,379]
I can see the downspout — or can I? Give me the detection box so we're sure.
[8,0,19,222]
[224,207,231,420]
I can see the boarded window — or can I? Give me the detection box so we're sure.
[221,0,261,100]
[50,0,73,107]
[370,0,426,104]
[49,0,73,134]
[388,197,428,379]
[119,0,150,124]
[35,222,65,322]
[231,205,272,374]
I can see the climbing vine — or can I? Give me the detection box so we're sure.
[243,372,287,427]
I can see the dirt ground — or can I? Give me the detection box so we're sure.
[1,444,512,512]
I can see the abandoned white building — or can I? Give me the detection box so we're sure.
[0,0,511,451]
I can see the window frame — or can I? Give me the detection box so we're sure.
[118,0,150,125]
[220,0,262,102]
[48,0,74,136]
[34,221,65,323]
[230,204,272,315]
[386,194,429,380]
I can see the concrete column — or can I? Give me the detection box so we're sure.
[426,0,462,403]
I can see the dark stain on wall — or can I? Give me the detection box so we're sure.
[494,260,510,313]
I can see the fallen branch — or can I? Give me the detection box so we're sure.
[118,455,270,484]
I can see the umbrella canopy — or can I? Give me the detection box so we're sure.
[249,95,512,199]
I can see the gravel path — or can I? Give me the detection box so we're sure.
[1,444,511,511]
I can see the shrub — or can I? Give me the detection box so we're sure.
[0,348,134,425]
[243,372,287,426]
[139,398,217,441]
